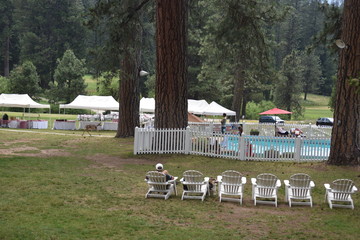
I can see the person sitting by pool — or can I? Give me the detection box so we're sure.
[290,128,303,137]
[276,126,289,137]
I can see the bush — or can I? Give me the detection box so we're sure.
[246,100,275,119]
[250,129,260,135]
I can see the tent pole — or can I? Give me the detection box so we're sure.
[49,107,52,129]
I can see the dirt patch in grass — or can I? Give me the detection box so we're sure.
[2,138,41,146]
[0,146,70,157]
[86,153,153,169]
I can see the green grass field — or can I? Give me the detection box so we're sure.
[0,129,359,239]
[84,74,98,95]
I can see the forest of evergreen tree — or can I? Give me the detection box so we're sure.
[0,0,343,119]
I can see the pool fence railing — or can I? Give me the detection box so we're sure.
[134,126,331,162]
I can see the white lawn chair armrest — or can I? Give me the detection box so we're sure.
[276,179,281,188]
[180,178,185,183]
[353,186,358,192]
[204,177,210,182]
[310,181,315,188]
[324,183,331,190]
[241,177,247,184]
[251,178,257,185]
[217,175,222,182]
[284,180,290,186]
[168,177,178,184]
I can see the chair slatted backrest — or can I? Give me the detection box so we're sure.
[332,179,354,201]
[146,171,168,191]
[257,173,278,197]
[222,170,242,193]
[183,170,204,192]
[289,173,311,197]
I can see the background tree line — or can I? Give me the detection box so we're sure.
[0,0,341,119]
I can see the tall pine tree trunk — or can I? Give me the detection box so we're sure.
[3,36,10,77]
[155,0,188,129]
[232,70,245,121]
[116,25,142,138]
[328,0,360,165]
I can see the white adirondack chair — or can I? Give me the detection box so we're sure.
[217,170,246,205]
[252,173,281,207]
[180,170,210,201]
[324,179,358,209]
[145,171,177,200]
[284,173,315,207]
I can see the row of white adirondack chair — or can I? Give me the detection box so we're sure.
[145,170,358,209]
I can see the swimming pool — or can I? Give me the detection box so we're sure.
[224,136,331,158]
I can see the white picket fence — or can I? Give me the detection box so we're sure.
[188,122,332,138]
[134,127,331,162]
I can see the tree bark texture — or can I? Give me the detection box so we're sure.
[232,70,245,122]
[116,26,142,138]
[4,36,10,77]
[328,0,360,165]
[155,0,188,129]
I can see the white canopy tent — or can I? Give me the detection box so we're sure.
[0,93,50,109]
[201,101,236,116]
[139,97,211,114]
[139,97,155,113]
[187,99,209,115]
[60,95,119,111]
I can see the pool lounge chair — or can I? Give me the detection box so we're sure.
[275,127,289,137]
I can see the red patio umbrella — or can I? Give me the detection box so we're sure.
[259,108,292,115]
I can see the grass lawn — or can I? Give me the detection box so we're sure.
[0,129,359,240]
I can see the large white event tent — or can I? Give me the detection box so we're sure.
[140,97,209,114]
[0,93,50,109]
[139,97,155,113]
[60,95,119,111]
[201,101,236,116]
[139,97,235,116]
[187,99,210,115]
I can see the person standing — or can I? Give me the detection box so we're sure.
[238,124,243,136]
[221,113,227,134]
[2,113,9,127]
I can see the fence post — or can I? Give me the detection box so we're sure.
[294,137,301,162]
[239,136,246,160]
[134,127,139,155]
[184,126,191,154]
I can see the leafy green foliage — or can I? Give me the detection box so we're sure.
[96,71,120,99]
[49,49,87,103]
[275,50,304,118]
[14,0,87,88]
[301,51,322,100]
[0,76,9,92]
[246,100,276,120]
[8,61,41,97]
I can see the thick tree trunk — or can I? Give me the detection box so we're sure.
[4,36,10,77]
[328,0,360,165]
[116,27,142,138]
[232,70,245,121]
[155,0,188,129]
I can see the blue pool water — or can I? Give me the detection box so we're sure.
[224,136,331,157]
